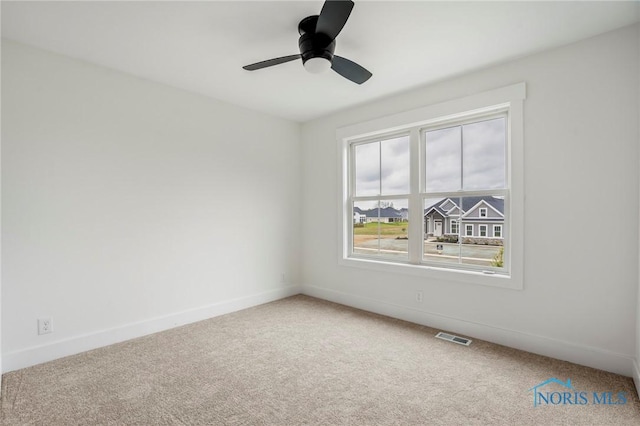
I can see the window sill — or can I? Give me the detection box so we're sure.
[339,256,523,290]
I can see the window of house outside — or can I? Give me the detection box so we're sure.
[465,224,473,237]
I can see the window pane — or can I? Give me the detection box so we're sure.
[462,117,506,190]
[355,142,380,196]
[381,136,410,195]
[425,126,461,192]
[353,199,408,260]
[353,200,380,256]
[423,196,505,270]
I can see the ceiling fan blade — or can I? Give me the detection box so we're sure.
[243,54,301,71]
[331,55,372,84]
[316,0,354,42]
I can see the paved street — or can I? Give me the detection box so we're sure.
[353,237,502,266]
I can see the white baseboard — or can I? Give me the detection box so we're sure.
[3,285,301,373]
[633,359,640,398]
[303,284,635,377]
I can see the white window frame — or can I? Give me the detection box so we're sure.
[451,220,459,234]
[465,224,474,237]
[479,225,488,237]
[479,208,488,218]
[493,225,502,238]
[338,83,525,290]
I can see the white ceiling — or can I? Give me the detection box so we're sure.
[2,1,638,122]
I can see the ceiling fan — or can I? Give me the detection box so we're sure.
[242,0,372,84]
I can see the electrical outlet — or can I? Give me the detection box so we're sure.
[38,318,53,335]
[416,291,423,303]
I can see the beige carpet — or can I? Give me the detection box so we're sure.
[2,295,639,425]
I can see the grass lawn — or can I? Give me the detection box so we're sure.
[354,221,409,236]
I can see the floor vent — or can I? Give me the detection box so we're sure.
[435,332,472,346]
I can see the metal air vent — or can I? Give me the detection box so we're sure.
[435,331,472,346]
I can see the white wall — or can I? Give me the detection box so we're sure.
[1,40,302,372]
[636,14,640,395]
[302,25,639,376]
[0,35,3,389]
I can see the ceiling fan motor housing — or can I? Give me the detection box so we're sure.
[299,33,335,64]
[298,15,335,64]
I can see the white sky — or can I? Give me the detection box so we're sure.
[427,117,505,191]
[355,135,410,197]
[355,117,505,202]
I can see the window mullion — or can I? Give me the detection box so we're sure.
[460,125,464,190]
[378,141,382,254]
[408,128,421,264]
[458,127,464,263]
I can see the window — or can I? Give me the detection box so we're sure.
[465,224,473,236]
[352,135,410,260]
[423,113,507,271]
[339,83,525,289]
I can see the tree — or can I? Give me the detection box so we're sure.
[491,247,504,268]
[376,201,394,208]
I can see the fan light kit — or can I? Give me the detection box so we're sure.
[304,57,331,74]
[243,0,372,84]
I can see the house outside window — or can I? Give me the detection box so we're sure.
[339,83,525,289]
